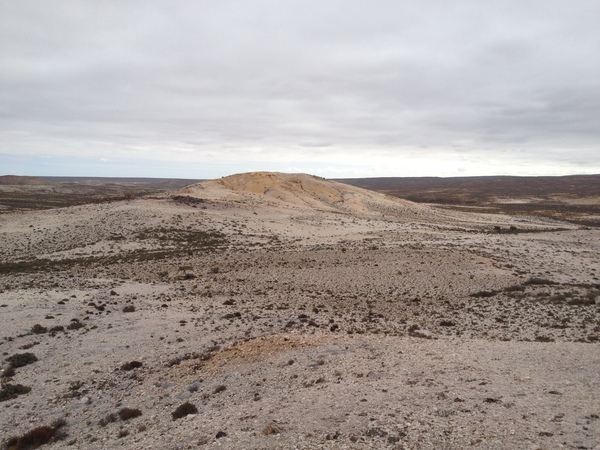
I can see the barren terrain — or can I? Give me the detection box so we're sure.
[1,172,599,449]
[341,175,600,227]
[0,176,200,212]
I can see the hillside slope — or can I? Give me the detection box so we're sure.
[178,171,425,216]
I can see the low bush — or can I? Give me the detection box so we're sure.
[470,290,498,298]
[5,352,38,369]
[172,402,198,420]
[0,383,32,402]
[3,426,55,449]
[31,324,47,334]
[2,366,16,377]
[213,384,227,394]
[524,277,556,286]
[118,408,142,421]
[99,413,118,427]
[120,361,143,371]
[504,285,525,293]
[262,422,284,435]
[66,320,84,330]
[567,297,596,306]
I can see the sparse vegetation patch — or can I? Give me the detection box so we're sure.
[118,407,142,421]
[0,383,32,402]
[6,352,38,369]
[172,402,198,420]
[121,361,143,371]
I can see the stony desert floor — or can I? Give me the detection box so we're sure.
[1,173,599,450]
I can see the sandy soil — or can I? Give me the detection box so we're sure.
[1,173,598,449]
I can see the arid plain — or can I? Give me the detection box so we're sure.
[1,172,599,450]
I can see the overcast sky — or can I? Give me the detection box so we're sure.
[1,1,600,179]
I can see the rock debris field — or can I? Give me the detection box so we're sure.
[0,172,599,449]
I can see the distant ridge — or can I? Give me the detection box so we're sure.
[339,175,600,203]
[40,177,203,188]
[0,175,52,186]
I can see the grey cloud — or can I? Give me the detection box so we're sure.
[1,1,600,176]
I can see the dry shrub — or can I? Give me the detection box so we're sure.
[31,324,47,334]
[51,418,67,430]
[172,402,198,420]
[120,361,143,371]
[0,384,31,402]
[2,366,16,377]
[504,284,525,293]
[524,277,556,286]
[5,352,37,369]
[118,408,142,421]
[470,290,498,298]
[262,422,284,435]
[3,421,66,450]
[99,413,118,427]
[8,426,54,448]
[66,320,84,330]
[213,384,227,394]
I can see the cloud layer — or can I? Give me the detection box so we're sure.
[2,1,600,177]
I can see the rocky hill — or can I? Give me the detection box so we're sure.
[178,171,419,215]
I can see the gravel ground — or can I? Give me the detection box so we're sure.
[1,174,598,449]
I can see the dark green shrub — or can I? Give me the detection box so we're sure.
[122,305,135,313]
